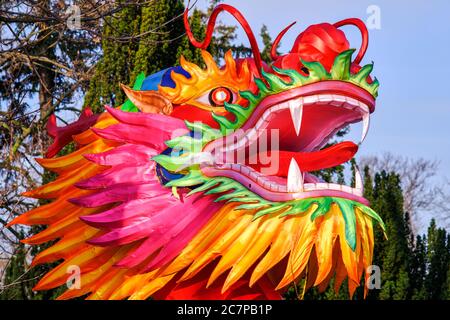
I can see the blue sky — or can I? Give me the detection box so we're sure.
[194,0,450,231]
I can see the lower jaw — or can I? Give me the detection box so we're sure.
[201,166,369,205]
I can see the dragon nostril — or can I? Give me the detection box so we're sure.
[301,67,310,75]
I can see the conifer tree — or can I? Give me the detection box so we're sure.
[425,219,449,299]
[84,1,205,113]
[260,24,273,64]
[410,235,427,299]
[369,171,411,299]
[84,2,142,112]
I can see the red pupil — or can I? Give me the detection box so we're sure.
[211,88,231,105]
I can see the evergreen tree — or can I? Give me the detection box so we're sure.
[368,171,411,300]
[131,0,196,80]
[410,235,427,299]
[83,2,142,113]
[260,24,273,64]
[84,1,210,113]
[425,219,449,299]
[176,8,206,67]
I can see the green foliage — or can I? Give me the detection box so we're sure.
[176,8,205,67]
[131,0,195,79]
[369,171,410,299]
[84,1,205,113]
[83,2,142,113]
[425,219,449,299]
[410,235,427,299]
[260,24,275,64]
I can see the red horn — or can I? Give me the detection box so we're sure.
[184,4,263,78]
[271,21,296,61]
[333,18,368,65]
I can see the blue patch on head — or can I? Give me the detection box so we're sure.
[141,66,191,91]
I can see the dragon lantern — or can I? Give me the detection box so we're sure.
[9,4,385,300]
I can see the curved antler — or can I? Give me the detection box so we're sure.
[184,3,263,78]
[333,18,368,65]
[270,21,296,61]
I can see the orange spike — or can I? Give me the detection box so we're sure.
[22,207,101,244]
[33,246,111,291]
[333,245,348,294]
[56,247,129,300]
[23,162,104,199]
[36,139,116,174]
[32,226,99,266]
[72,113,118,146]
[9,188,91,226]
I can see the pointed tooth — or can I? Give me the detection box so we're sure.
[289,101,303,136]
[359,102,370,113]
[361,112,370,144]
[287,158,304,192]
[354,166,364,192]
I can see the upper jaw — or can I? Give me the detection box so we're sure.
[199,81,374,203]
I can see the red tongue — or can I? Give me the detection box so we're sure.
[248,141,358,176]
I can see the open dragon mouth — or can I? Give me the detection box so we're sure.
[201,81,375,204]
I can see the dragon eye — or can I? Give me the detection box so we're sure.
[195,87,236,108]
[209,87,233,106]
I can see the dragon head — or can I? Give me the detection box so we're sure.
[125,4,379,224]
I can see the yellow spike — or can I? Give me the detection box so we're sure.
[222,216,281,293]
[336,204,360,284]
[276,215,319,290]
[207,216,260,289]
[355,208,372,269]
[129,273,175,300]
[109,272,157,300]
[57,247,129,300]
[179,55,203,81]
[34,246,109,291]
[314,211,340,285]
[32,226,99,266]
[36,139,115,173]
[249,216,297,287]
[89,269,130,300]
[179,212,254,282]
[161,204,241,276]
